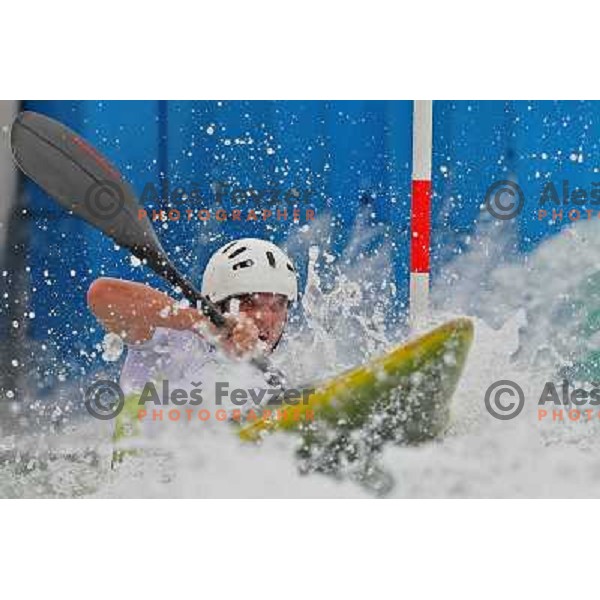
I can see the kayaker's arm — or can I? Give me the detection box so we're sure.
[87,277,261,354]
[87,277,208,344]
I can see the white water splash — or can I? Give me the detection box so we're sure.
[101,333,124,362]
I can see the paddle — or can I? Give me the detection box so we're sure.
[10,110,285,387]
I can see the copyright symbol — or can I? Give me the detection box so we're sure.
[485,180,525,220]
[84,380,124,420]
[84,180,125,221]
[484,380,525,420]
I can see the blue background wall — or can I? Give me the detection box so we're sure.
[18,100,600,370]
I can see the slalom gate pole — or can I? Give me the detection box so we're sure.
[409,100,433,331]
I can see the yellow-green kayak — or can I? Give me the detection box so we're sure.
[239,318,473,443]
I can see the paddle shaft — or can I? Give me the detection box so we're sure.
[157,259,226,328]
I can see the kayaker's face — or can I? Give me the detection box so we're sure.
[237,292,289,351]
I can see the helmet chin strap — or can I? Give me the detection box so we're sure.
[269,331,284,353]
[266,299,294,353]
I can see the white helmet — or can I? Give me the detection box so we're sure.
[202,238,298,304]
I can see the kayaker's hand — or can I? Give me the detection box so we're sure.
[220,314,261,357]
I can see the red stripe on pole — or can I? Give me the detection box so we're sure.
[410,179,431,273]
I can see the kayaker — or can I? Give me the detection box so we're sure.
[87,237,298,395]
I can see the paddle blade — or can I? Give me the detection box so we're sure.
[9,111,264,359]
[10,110,165,264]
